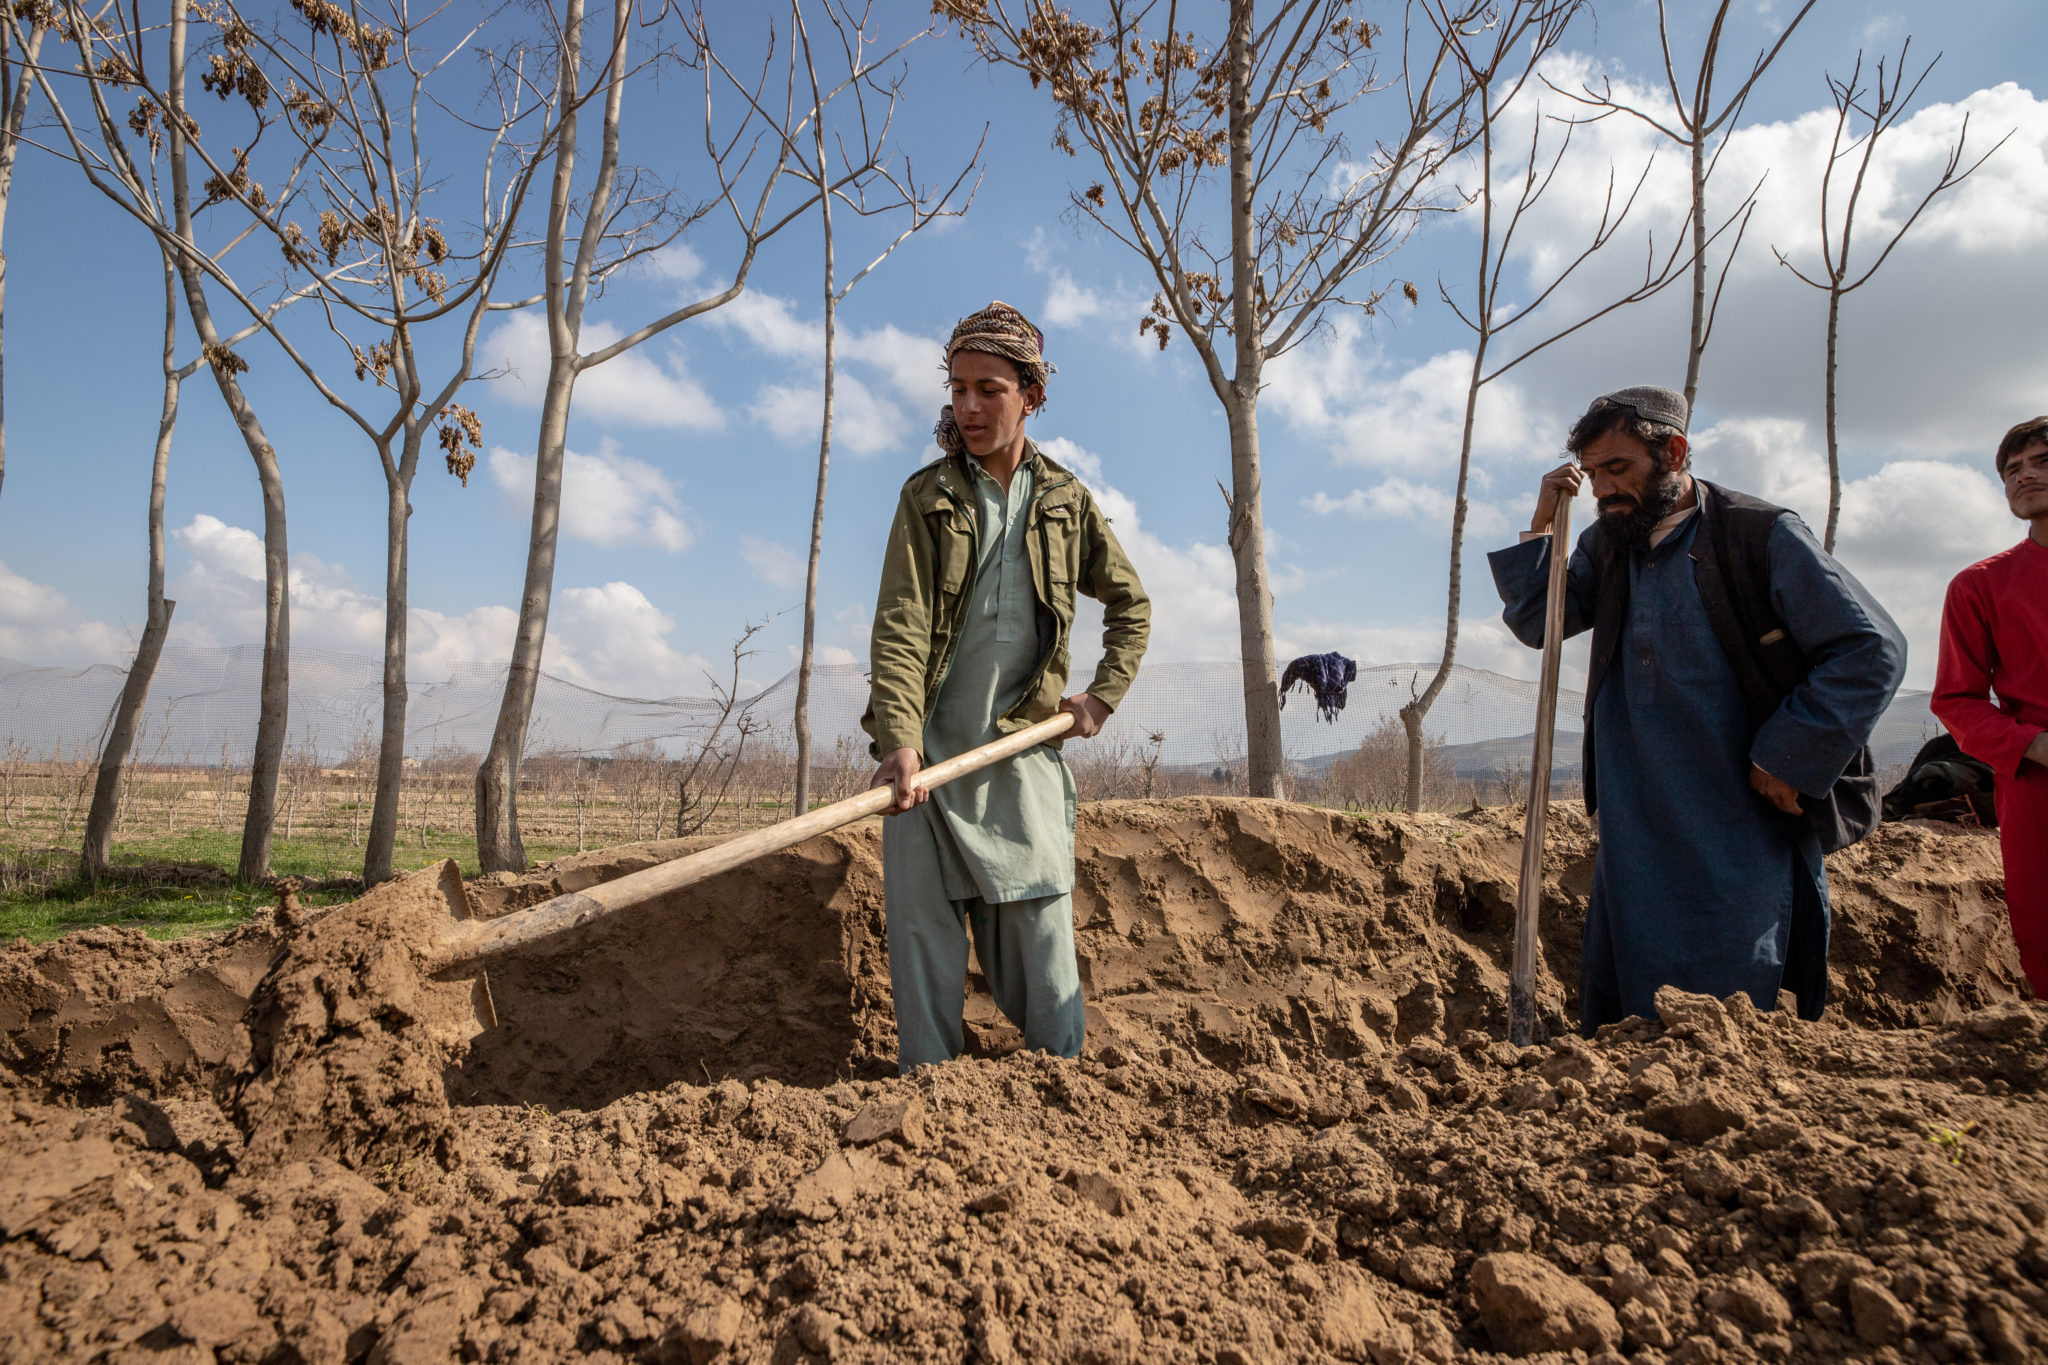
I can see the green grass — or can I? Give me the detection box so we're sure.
[0,824,592,945]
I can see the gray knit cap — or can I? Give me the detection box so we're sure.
[1585,385,1690,434]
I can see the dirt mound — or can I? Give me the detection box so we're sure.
[224,860,494,1177]
[0,920,282,1105]
[0,799,2037,1362]
[453,801,2024,1111]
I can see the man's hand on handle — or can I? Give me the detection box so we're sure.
[1531,462,1584,535]
[871,748,927,815]
[1060,692,1111,739]
[870,696,1110,814]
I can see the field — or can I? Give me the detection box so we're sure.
[0,720,1509,942]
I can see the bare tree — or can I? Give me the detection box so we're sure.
[675,621,769,838]
[1555,0,1821,412]
[1396,85,1706,811]
[0,10,46,504]
[82,254,190,881]
[475,0,910,871]
[102,0,563,883]
[20,0,341,880]
[786,0,980,818]
[79,217,299,881]
[939,0,1577,798]
[1772,42,2003,551]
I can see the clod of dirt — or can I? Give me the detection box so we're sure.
[0,921,280,1104]
[1470,1251,1622,1354]
[223,860,489,1176]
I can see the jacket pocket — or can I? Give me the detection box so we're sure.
[931,509,973,596]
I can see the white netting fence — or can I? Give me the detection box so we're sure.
[0,646,1940,779]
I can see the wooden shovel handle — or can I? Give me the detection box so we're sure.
[426,711,1077,971]
[1510,496,1573,1046]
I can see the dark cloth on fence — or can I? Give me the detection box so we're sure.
[1280,652,1358,723]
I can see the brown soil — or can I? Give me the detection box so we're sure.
[1,798,2041,1364]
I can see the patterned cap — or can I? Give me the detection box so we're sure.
[944,300,1055,389]
[1585,385,1690,434]
[934,301,1055,457]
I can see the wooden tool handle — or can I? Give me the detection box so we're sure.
[427,711,1078,970]
[1510,496,1573,1046]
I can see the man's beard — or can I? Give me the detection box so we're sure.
[1599,469,1685,548]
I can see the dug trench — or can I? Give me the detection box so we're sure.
[0,797,2042,1364]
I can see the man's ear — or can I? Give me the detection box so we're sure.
[1024,382,1045,416]
[1665,434,1691,472]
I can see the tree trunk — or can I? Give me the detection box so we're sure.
[1399,342,1483,811]
[793,137,837,820]
[792,344,832,815]
[83,254,182,881]
[476,0,598,873]
[1400,103,1494,813]
[236,422,291,883]
[476,355,580,871]
[1822,284,1842,554]
[1683,126,1708,413]
[1225,0,1283,799]
[167,0,288,883]
[1225,396,1284,798]
[365,453,412,884]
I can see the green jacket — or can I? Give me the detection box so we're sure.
[862,442,1151,758]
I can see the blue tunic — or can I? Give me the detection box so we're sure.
[1489,509,1905,1031]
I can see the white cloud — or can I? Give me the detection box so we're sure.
[162,514,715,698]
[857,324,944,409]
[0,559,129,666]
[545,581,714,699]
[1303,478,1512,540]
[711,293,942,456]
[1461,61,2048,455]
[487,438,693,552]
[1037,436,1244,667]
[740,536,806,591]
[167,513,505,667]
[173,512,266,582]
[1265,325,1553,471]
[1041,269,1106,328]
[409,604,521,680]
[482,311,724,430]
[782,641,858,667]
[747,371,911,457]
[1022,228,1162,362]
[641,243,704,283]
[714,291,822,358]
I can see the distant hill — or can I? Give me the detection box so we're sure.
[1441,730,1583,780]
[1294,690,1945,785]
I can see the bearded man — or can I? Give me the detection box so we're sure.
[1490,386,1905,1034]
[863,301,1150,1072]
[1933,416,2048,994]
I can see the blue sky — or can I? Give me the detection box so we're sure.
[4,0,2047,711]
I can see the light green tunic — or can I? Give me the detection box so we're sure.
[916,459,1077,902]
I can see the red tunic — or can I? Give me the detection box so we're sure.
[1933,535,2048,993]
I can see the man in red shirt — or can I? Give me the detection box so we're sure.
[1933,415,2048,994]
